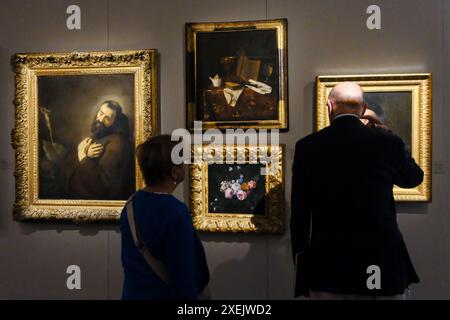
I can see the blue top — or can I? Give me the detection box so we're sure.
[120,190,210,300]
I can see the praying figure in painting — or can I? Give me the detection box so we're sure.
[64,100,134,200]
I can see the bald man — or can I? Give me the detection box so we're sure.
[290,82,423,300]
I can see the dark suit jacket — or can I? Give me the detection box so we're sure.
[290,115,423,297]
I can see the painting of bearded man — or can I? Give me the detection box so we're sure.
[64,100,134,199]
[37,74,135,201]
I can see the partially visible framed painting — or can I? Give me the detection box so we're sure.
[316,74,432,202]
[190,145,285,233]
[11,50,158,222]
[186,19,288,130]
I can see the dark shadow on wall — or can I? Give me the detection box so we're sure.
[0,164,14,237]
[199,231,291,299]
[0,197,13,238]
[199,232,270,300]
[396,202,429,214]
[0,45,16,236]
[306,81,315,133]
[18,221,116,236]
[195,184,290,299]
[0,196,118,237]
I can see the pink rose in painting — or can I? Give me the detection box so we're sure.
[236,190,247,201]
[248,180,256,189]
[224,188,234,199]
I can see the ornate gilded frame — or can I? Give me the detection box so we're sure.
[186,19,288,130]
[11,50,158,222]
[190,144,285,233]
[316,74,432,202]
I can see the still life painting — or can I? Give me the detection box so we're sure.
[186,19,288,130]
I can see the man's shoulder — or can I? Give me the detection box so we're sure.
[294,125,405,151]
[370,127,406,148]
[107,132,125,141]
[294,127,329,150]
[101,133,126,146]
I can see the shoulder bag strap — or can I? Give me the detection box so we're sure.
[126,195,169,284]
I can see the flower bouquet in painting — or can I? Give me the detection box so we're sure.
[208,164,265,215]
[190,144,285,233]
[219,176,257,201]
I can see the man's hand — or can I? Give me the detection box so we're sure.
[78,138,104,161]
[360,113,390,131]
[86,142,104,158]
[77,138,91,162]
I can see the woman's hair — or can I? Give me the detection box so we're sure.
[136,134,180,186]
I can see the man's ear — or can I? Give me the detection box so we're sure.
[326,99,333,117]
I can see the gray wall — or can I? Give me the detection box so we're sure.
[0,0,448,299]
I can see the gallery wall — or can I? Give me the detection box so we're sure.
[0,0,449,299]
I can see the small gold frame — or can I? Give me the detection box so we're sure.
[316,74,432,202]
[11,50,158,222]
[190,144,285,233]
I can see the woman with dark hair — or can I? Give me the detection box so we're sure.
[120,135,210,300]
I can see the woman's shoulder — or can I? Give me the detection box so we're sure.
[134,191,189,217]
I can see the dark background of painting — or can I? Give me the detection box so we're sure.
[0,0,448,300]
[196,29,279,120]
[38,74,135,199]
[364,91,412,152]
[207,163,266,215]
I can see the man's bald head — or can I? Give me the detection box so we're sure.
[329,82,364,107]
[327,82,365,120]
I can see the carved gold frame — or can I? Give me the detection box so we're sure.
[316,74,432,202]
[11,50,158,222]
[190,144,285,233]
[186,19,288,130]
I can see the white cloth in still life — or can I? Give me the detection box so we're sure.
[223,87,244,107]
[245,79,272,95]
